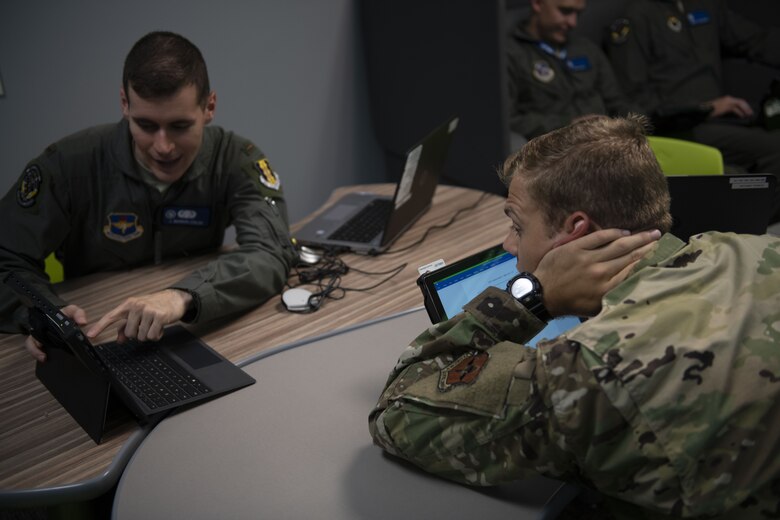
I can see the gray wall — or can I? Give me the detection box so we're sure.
[0,0,384,223]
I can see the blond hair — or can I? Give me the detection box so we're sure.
[500,115,672,233]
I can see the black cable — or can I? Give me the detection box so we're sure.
[283,249,407,311]
[379,191,491,255]
[283,190,492,310]
[341,262,407,292]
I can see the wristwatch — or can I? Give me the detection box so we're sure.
[506,272,552,322]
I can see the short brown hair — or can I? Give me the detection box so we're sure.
[123,31,211,106]
[500,115,672,233]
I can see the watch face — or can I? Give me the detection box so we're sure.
[509,276,534,299]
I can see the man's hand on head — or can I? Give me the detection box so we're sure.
[534,228,662,318]
[86,289,193,344]
[25,304,88,362]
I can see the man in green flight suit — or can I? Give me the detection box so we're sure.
[508,0,637,140]
[369,115,780,518]
[606,0,780,221]
[0,31,297,361]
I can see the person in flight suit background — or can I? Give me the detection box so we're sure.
[507,0,638,140]
[607,0,780,220]
[369,115,780,519]
[0,31,297,361]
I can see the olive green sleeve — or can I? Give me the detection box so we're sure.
[0,160,70,333]
[606,10,666,114]
[507,52,571,138]
[169,152,296,323]
[716,0,780,67]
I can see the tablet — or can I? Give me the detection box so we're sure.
[416,244,581,347]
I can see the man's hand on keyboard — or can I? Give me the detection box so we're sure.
[86,289,193,344]
[26,304,88,362]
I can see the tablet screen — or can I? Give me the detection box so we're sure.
[417,245,581,347]
[433,249,517,320]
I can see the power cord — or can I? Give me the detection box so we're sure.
[282,190,489,311]
[282,250,407,313]
[379,191,491,255]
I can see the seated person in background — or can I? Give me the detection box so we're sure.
[607,0,780,220]
[0,31,296,360]
[508,0,638,140]
[369,115,780,519]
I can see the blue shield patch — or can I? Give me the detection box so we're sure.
[103,213,144,243]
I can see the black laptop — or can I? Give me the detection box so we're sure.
[293,116,459,254]
[416,244,581,347]
[5,272,255,444]
[667,174,776,239]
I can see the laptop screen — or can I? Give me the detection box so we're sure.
[417,245,581,347]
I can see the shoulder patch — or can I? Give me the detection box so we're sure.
[667,15,682,33]
[610,18,630,45]
[439,351,490,392]
[254,158,281,191]
[17,166,43,208]
[400,341,529,418]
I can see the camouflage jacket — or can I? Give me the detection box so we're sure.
[369,232,780,519]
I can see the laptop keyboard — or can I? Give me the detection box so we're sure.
[96,342,211,411]
[328,198,393,243]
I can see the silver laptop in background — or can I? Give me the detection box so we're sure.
[294,116,459,254]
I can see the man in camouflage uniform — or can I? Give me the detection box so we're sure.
[508,0,637,139]
[369,115,780,518]
[0,32,296,360]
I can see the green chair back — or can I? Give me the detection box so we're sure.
[647,136,724,176]
[45,253,64,283]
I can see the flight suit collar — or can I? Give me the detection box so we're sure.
[512,21,537,44]
[512,20,570,56]
[111,118,141,180]
[110,118,212,185]
[187,126,214,183]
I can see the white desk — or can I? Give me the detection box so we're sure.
[113,309,566,519]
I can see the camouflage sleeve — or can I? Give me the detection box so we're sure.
[536,337,686,516]
[538,233,780,517]
[368,287,579,486]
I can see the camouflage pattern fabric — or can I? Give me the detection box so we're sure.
[369,232,780,519]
